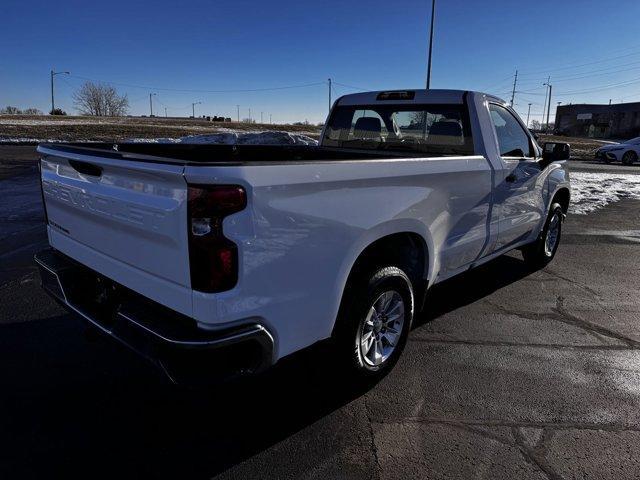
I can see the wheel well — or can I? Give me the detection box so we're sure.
[552,188,570,214]
[345,232,428,305]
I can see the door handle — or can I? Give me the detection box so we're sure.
[505,173,517,183]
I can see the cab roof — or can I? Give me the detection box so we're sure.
[335,89,506,106]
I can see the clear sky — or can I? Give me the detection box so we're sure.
[2,0,640,124]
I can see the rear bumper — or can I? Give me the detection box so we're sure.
[34,248,274,384]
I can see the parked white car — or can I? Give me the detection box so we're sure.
[35,89,571,383]
[596,137,640,164]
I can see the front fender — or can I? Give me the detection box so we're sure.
[546,163,570,208]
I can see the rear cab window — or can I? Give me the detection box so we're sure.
[323,103,475,156]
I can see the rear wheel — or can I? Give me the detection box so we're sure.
[622,151,638,165]
[334,266,413,379]
[522,203,564,269]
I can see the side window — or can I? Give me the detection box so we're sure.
[489,104,533,157]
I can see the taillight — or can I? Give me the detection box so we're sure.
[187,184,246,293]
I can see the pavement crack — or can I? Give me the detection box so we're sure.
[381,416,640,433]
[408,337,638,350]
[481,297,639,348]
[543,269,600,297]
[393,419,564,480]
[553,296,640,348]
[512,427,563,480]
[363,399,381,478]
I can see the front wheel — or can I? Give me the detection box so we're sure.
[334,266,414,379]
[622,151,638,165]
[522,203,564,269]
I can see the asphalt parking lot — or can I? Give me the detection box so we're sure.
[1,145,640,479]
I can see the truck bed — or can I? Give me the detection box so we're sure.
[38,142,423,166]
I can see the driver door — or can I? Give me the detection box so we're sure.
[489,103,545,250]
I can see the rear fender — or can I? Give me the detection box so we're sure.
[328,219,434,334]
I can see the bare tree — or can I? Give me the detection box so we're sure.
[73,81,129,116]
[23,108,43,115]
[1,106,22,114]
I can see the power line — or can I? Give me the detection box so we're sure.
[480,46,640,95]
[535,59,640,81]
[477,74,515,92]
[518,76,640,97]
[513,62,640,89]
[333,81,371,91]
[66,74,325,93]
[556,76,640,95]
[518,48,640,76]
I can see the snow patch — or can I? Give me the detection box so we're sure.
[571,171,640,214]
[0,119,121,126]
[126,131,318,145]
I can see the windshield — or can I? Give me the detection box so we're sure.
[322,104,474,155]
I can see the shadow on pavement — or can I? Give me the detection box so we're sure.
[0,254,533,479]
[416,253,533,325]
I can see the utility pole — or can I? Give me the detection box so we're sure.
[50,69,69,114]
[328,78,332,112]
[270,113,272,124]
[543,82,553,132]
[149,93,156,117]
[541,76,550,130]
[261,112,263,123]
[191,101,202,118]
[425,0,436,89]
[248,108,251,123]
[526,103,532,128]
[164,107,167,117]
[510,69,518,107]
[236,105,240,122]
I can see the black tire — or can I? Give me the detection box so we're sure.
[334,266,414,379]
[622,151,638,165]
[522,202,564,269]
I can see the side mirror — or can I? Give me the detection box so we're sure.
[542,142,570,164]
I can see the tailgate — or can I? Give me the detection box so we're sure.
[38,145,192,309]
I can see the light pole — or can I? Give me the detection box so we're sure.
[149,93,157,117]
[164,107,168,117]
[191,101,202,118]
[50,70,69,114]
[526,103,532,128]
[426,0,436,89]
[261,111,263,123]
[236,105,240,122]
[270,113,272,124]
[328,77,332,112]
[248,108,251,123]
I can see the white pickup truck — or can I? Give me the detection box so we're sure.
[35,89,571,383]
